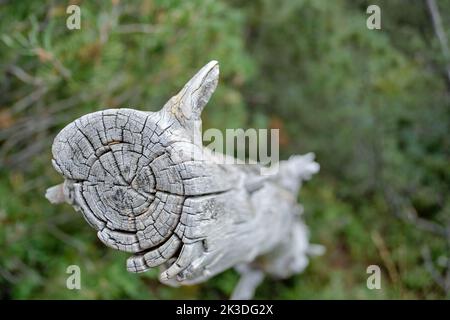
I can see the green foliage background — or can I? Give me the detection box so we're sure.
[0,0,449,299]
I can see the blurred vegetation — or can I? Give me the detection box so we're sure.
[0,0,449,299]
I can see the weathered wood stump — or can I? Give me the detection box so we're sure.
[46,61,322,299]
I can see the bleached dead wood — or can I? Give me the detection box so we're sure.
[46,61,322,299]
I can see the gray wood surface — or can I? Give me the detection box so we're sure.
[46,61,322,299]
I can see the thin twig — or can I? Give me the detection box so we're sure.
[371,231,400,286]
[11,86,48,114]
[115,24,157,34]
[426,0,450,85]
[7,65,43,86]
[422,245,449,294]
